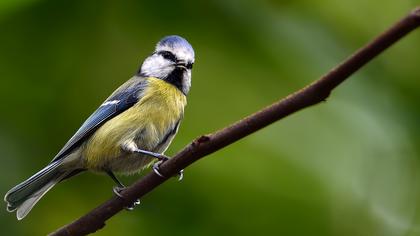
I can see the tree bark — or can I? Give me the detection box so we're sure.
[49,7,420,236]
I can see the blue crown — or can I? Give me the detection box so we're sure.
[157,35,194,57]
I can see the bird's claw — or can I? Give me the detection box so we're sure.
[153,160,184,181]
[113,186,124,198]
[178,169,184,181]
[125,199,141,211]
[152,161,165,178]
[112,186,141,210]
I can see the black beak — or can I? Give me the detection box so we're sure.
[176,60,193,70]
[176,59,187,69]
[176,63,187,70]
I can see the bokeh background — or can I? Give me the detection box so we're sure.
[1,0,420,235]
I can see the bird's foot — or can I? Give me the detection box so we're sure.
[113,186,140,211]
[152,160,184,181]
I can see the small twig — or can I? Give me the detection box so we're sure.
[50,7,420,236]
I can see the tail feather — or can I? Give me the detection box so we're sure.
[15,178,62,220]
[4,161,68,220]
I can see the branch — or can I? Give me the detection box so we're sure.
[50,7,420,236]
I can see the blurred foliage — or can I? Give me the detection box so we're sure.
[1,0,420,235]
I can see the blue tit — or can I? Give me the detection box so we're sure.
[4,35,195,220]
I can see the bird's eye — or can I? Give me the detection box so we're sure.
[158,51,177,62]
[186,63,193,69]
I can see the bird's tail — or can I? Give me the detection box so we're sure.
[4,160,69,220]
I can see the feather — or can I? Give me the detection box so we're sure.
[51,76,147,163]
[4,161,70,220]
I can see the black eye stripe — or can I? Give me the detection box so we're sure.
[156,51,194,69]
[157,51,177,62]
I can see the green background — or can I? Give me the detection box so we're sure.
[1,0,420,235]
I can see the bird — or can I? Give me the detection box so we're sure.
[4,35,195,220]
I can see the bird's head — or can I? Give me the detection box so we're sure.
[139,35,195,95]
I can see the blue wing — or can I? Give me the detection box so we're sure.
[51,77,147,163]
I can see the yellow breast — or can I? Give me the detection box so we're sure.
[82,77,187,170]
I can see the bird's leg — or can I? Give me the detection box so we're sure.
[122,141,184,181]
[106,170,140,210]
[106,170,125,188]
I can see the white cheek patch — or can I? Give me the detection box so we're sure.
[182,70,191,94]
[140,55,174,78]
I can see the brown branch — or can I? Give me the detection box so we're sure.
[49,7,420,236]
